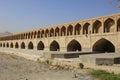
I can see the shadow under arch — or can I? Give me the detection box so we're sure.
[10,42,13,48]
[50,40,60,51]
[6,43,9,48]
[92,38,115,53]
[15,42,19,48]
[104,18,115,33]
[67,39,82,52]
[3,43,5,47]
[37,41,45,50]
[28,41,34,49]
[0,43,2,47]
[21,42,25,49]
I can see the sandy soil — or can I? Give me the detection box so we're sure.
[0,52,95,80]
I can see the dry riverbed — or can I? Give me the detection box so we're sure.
[0,52,97,80]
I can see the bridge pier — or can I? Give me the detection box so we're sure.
[82,48,92,52]
[34,46,37,50]
[44,47,49,51]
[115,48,120,53]
[60,47,66,52]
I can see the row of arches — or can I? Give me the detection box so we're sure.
[0,17,120,41]
[0,38,115,53]
[0,41,59,51]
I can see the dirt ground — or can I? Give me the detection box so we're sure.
[0,52,95,80]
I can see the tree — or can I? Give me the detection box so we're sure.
[116,0,120,8]
[110,0,120,8]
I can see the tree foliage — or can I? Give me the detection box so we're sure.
[116,0,120,8]
[111,0,120,8]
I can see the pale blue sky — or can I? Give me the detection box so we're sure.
[0,0,119,33]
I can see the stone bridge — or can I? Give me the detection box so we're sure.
[0,13,120,53]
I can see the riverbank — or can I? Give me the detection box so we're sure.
[0,52,96,80]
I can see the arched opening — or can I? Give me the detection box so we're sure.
[61,26,66,36]
[14,35,16,40]
[45,29,49,37]
[15,35,17,40]
[117,18,120,32]
[50,28,54,37]
[92,38,115,53]
[15,42,19,48]
[17,35,20,40]
[50,40,60,51]
[37,41,44,50]
[37,31,40,38]
[24,33,26,39]
[28,32,30,39]
[28,42,34,49]
[67,25,73,36]
[0,43,2,47]
[21,42,25,49]
[20,34,24,39]
[104,18,115,33]
[92,20,102,34]
[55,27,60,36]
[1,43,3,47]
[31,32,33,39]
[7,43,9,48]
[83,23,90,34]
[34,31,37,38]
[75,23,81,35]
[26,33,28,39]
[41,30,44,38]
[22,34,24,39]
[3,43,5,47]
[67,40,81,51]
[10,42,13,48]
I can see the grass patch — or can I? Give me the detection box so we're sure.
[45,59,52,65]
[79,63,84,69]
[90,70,120,80]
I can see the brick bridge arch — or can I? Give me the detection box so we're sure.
[67,39,82,51]
[50,40,60,51]
[0,13,120,53]
[92,38,116,53]
[37,41,45,50]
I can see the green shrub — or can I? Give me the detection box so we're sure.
[90,70,120,80]
[45,59,51,65]
[79,63,84,69]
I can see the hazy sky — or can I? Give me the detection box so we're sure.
[0,0,119,33]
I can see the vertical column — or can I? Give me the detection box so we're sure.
[81,23,83,35]
[89,21,92,35]
[59,27,61,37]
[50,29,52,37]
[34,40,37,51]
[91,20,94,34]
[53,28,55,37]
[66,26,67,36]
[101,18,104,34]
[44,30,46,38]
[40,30,42,38]
[44,46,49,51]
[114,16,117,33]
[48,29,50,37]
[73,25,75,35]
